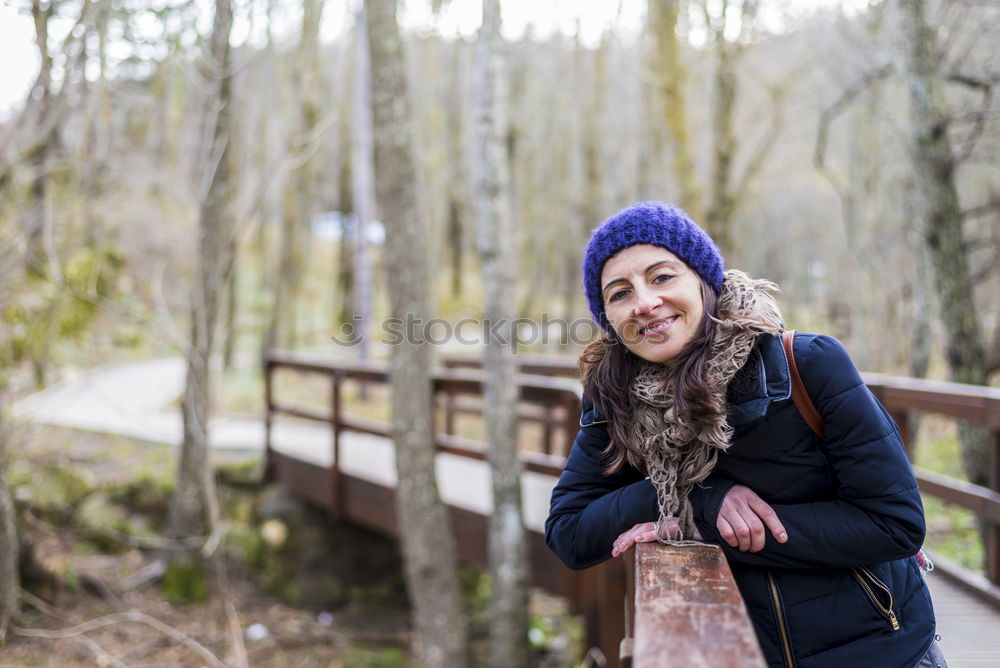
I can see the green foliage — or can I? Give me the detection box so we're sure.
[343,646,408,668]
[106,471,175,526]
[458,564,491,630]
[922,497,985,572]
[913,421,986,573]
[224,523,264,567]
[160,560,209,604]
[0,241,126,381]
[26,463,95,515]
[77,493,132,554]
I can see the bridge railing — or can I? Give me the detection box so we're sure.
[862,372,1000,603]
[263,350,580,489]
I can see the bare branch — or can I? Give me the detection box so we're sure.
[13,609,227,668]
[946,72,1000,89]
[963,199,1000,220]
[71,634,131,668]
[22,509,215,553]
[733,80,789,207]
[814,62,895,171]
[949,76,993,163]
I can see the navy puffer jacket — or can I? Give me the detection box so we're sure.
[545,332,936,668]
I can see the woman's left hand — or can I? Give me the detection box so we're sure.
[611,519,702,557]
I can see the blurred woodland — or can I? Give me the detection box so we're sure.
[0,0,998,665]
[0,0,996,377]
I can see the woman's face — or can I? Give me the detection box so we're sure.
[600,244,705,364]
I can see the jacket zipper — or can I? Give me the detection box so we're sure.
[767,571,796,668]
[851,567,900,631]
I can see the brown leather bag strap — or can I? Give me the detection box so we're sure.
[782,330,825,439]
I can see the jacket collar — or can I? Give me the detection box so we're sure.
[580,333,792,428]
[726,332,791,426]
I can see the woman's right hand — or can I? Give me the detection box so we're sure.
[717,485,788,552]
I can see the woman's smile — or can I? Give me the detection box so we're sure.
[641,316,676,338]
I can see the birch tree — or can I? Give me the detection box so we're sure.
[475,1,528,665]
[168,0,234,544]
[265,0,325,353]
[0,390,17,643]
[351,6,375,363]
[648,0,702,218]
[366,0,468,665]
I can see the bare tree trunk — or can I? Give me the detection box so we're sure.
[447,197,464,298]
[475,2,528,665]
[0,389,18,643]
[26,0,54,277]
[351,7,375,365]
[80,0,110,247]
[266,0,324,353]
[222,260,238,369]
[649,0,701,219]
[169,0,234,542]
[898,0,989,484]
[266,185,302,352]
[366,1,468,665]
[704,4,738,254]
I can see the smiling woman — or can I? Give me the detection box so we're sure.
[545,201,945,668]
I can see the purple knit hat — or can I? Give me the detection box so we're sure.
[582,201,725,331]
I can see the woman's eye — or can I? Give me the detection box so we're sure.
[653,273,673,284]
[608,289,627,302]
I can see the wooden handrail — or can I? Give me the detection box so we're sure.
[623,543,765,667]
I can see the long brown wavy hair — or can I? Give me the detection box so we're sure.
[578,279,720,474]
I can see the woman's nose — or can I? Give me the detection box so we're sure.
[633,284,660,315]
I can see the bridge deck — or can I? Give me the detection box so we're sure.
[925,572,1000,666]
[270,417,1000,667]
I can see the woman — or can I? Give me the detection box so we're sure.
[545,202,943,667]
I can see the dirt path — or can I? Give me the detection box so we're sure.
[11,357,268,455]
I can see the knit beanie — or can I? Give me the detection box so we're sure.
[582,201,725,331]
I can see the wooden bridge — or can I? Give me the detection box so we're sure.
[263,350,1000,667]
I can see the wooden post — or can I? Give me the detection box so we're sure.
[542,403,554,455]
[621,549,636,668]
[988,425,1000,584]
[263,358,275,482]
[892,408,912,459]
[562,393,582,459]
[445,387,456,437]
[330,370,343,517]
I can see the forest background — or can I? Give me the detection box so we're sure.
[0,0,998,666]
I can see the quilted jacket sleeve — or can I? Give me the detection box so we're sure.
[690,334,926,569]
[544,396,660,570]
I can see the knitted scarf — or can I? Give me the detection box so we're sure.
[626,270,784,544]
